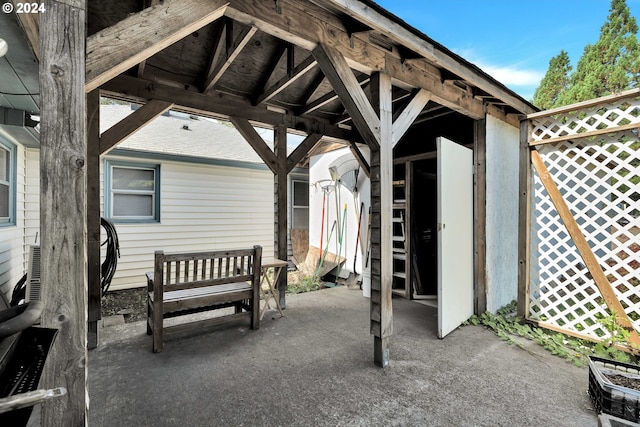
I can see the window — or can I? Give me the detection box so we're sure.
[0,139,16,226]
[291,179,309,230]
[106,160,160,222]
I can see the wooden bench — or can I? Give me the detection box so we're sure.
[146,246,262,353]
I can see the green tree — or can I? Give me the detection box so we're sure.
[532,50,572,109]
[559,0,640,105]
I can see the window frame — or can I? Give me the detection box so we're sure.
[104,159,160,223]
[0,138,16,227]
[290,178,309,230]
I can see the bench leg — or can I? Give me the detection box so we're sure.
[146,296,152,335]
[153,301,164,353]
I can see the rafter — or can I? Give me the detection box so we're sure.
[392,89,430,147]
[255,55,318,106]
[203,24,258,94]
[202,18,228,88]
[252,43,288,105]
[100,100,174,154]
[312,44,380,147]
[229,116,277,173]
[225,0,487,119]
[287,133,322,172]
[86,0,228,93]
[136,0,163,77]
[299,73,369,116]
[101,75,355,142]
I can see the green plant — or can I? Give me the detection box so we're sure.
[286,275,322,294]
[464,300,639,367]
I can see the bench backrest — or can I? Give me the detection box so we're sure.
[154,246,262,293]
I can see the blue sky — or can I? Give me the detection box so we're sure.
[374,0,640,101]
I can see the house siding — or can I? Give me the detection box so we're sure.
[0,140,26,303]
[104,156,275,290]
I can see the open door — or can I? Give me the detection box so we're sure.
[437,137,474,338]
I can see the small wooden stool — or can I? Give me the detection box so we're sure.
[260,259,288,320]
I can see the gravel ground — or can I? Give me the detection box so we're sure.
[101,288,147,323]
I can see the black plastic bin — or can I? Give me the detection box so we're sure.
[588,355,640,423]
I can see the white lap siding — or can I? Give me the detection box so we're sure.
[104,157,275,291]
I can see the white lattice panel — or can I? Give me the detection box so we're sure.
[531,95,640,143]
[529,130,640,340]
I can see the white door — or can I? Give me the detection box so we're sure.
[437,137,474,338]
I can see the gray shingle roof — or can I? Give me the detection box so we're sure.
[99,104,271,164]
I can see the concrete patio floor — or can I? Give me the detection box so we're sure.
[87,286,597,426]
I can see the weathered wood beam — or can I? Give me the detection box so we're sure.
[101,75,355,142]
[252,42,288,105]
[287,133,322,173]
[318,0,535,115]
[100,99,174,154]
[203,24,258,94]
[299,74,369,116]
[255,55,317,106]
[274,125,288,306]
[136,0,163,77]
[474,118,487,315]
[347,141,370,178]
[225,0,485,119]
[368,71,394,368]
[531,149,640,347]
[392,89,430,147]
[517,120,531,319]
[297,72,326,110]
[312,43,380,148]
[40,0,87,424]
[11,7,40,61]
[229,116,277,173]
[86,0,229,93]
[202,18,228,87]
[87,90,101,350]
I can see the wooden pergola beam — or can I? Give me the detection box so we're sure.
[12,10,40,61]
[347,141,370,178]
[299,74,369,116]
[85,0,229,93]
[287,133,322,173]
[99,100,174,154]
[202,17,228,89]
[252,42,288,105]
[225,0,486,119]
[229,116,277,173]
[255,55,318,106]
[392,89,430,147]
[319,0,535,115]
[203,24,258,94]
[312,43,380,148]
[101,75,356,142]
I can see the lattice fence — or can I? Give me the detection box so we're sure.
[527,91,640,342]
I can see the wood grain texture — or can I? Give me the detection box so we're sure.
[100,99,174,154]
[229,116,277,173]
[474,118,487,314]
[86,0,229,92]
[517,120,531,319]
[392,89,430,147]
[204,25,258,93]
[87,90,101,349]
[312,43,380,147]
[39,1,87,424]
[274,125,288,303]
[531,149,640,347]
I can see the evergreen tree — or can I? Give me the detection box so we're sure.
[559,0,640,105]
[532,50,572,109]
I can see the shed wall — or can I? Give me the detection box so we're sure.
[485,114,519,312]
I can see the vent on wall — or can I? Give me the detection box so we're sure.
[26,244,41,303]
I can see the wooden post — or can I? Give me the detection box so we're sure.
[474,118,487,314]
[87,90,101,349]
[517,119,531,319]
[39,0,88,425]
[369,72,393,367]
[274,125,288,308]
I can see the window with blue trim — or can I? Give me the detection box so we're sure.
[0,139,16,226]
[106,160,160,222]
